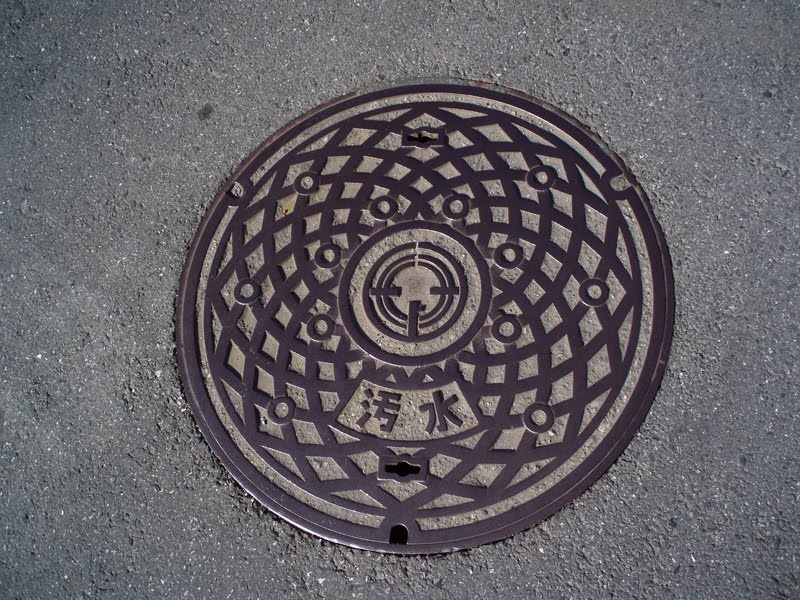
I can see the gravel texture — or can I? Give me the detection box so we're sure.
[0,0,797,598]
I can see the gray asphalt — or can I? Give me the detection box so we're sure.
[1,1,798,598]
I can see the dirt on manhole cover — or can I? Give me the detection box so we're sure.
[176,81,674,553]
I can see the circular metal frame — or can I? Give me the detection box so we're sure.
[176,80,674,554]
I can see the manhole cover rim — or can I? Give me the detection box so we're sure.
[176,80,675,554]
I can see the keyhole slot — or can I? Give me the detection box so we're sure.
[384,460,421,478]
[389,524,409,545]
[406,130,439,144]
[402,127,446,147]
[378,455,428,482]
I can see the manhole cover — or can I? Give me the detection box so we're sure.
[176,82,673,553]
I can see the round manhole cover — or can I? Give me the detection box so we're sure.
[176,82,673,553]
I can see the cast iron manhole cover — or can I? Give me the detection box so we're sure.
[177,82,673,553]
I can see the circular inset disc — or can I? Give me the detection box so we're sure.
[176,82,674,554]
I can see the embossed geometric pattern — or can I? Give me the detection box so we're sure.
[176,82,673,553]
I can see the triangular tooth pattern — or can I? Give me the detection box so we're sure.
[265,447,304,480]
[428,454,462,478]
[459,464,505,488]
[378,480,426,501]
[306,456,349,481]
[332,489,386,508]
[419,494,474,509]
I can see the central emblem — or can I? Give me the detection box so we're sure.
[339,221,491,366]
[367,241,462,339]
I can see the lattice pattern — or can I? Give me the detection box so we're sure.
[179,84,672,552]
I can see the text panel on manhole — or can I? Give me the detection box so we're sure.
[177,82,673,553]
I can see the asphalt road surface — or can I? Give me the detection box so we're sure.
[1,1,797,598]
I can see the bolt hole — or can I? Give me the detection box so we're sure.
[579,278,609,306]
[389,524,408,545]
[491,314,521,343]
[526,165,556,191]
[266,397,295,425]
[234,279,260,304]
[307,314,335,342]
[314,243,341,268]
[494,242,523,269]
[530,408,549,427]
[293,171,319,194]
[498,321,515,337]
[442,194,470,219]
[369,195,399,220]
[274,401,290,419]
[523,403,554,433]
[384,461,421,478]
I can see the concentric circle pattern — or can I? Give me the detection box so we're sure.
[176,82,673,553]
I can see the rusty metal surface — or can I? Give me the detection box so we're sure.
[176,82,674,553]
